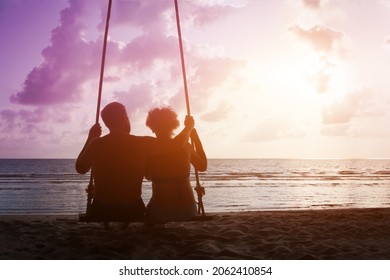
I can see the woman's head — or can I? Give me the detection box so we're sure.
[146,107,180,137]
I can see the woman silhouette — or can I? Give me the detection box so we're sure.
[145,107,207,223]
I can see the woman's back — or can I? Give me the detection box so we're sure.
[144,107,206,222]
[146,145,196,210]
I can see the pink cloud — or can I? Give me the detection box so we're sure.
[102,0,242,73]
[172,56,245,113]
[1,108,46,124]
[9,0,174,106]
[201,102,232,123]
[322,102,354,125]
[117,42,245,117]
[186,3,239,27]
[0,108,49,136]
[320,123,349,137]
[0,106,78,157]
[313,58,334,94]
[302,0,321,9]
[102,0,170,30]
[244,118,305,142]
[0,109,18,122]
[9,0,244,117]
[104,0,238,29]
[321,88,378,125]
[316,72,331,94]
[119,33,178,71]
[113,82,155,115]
[10,0,100,105]
[2,1,246,157]
[290,25,343,52]
[0,105,74,136]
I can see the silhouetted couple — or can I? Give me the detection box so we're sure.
[76,102,207,224]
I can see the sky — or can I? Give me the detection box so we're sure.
[1,0,390,159]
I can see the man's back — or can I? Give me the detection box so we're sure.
[86,133,154,205]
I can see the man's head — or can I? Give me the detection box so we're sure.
[101,102,130,134]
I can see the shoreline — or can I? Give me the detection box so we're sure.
[1,208,390,260]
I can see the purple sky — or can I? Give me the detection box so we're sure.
[1,0,390,158]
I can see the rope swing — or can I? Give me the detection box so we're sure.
[85,0,113,215]
[174,0,206,216]
[95,0,113,124]
[83,0,206,220]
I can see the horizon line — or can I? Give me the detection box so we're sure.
[1,157,390,160]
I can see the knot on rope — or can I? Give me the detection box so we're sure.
[194,185,205,196]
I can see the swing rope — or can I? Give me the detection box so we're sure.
[86,0,113,215]
[174,0,205,216]
[85,0,205,218]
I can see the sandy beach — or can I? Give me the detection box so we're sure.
[0,208,389,260]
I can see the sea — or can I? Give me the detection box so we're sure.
[0,158,389,215]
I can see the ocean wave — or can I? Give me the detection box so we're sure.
[338,170,363,175]
[0,187,33,191]
[1,158,390,214]
[196,174,389,182]
[374,170,390,175]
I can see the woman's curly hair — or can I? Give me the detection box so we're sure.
[146,107,180,134]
